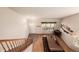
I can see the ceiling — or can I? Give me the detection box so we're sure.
[10,7,79,19]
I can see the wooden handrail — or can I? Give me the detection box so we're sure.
[47,35,64,52]
[0,38,33,52]
[54,35,74,52]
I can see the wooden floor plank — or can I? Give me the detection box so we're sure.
[32,35,44,52]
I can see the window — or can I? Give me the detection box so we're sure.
[41,22,56,32]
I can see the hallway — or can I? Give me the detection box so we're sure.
[0,7,79,52]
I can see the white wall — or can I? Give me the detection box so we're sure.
[62,13,79,33]
[61,13,79,51]
[0,8,29,39]
[28,18,60,33]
